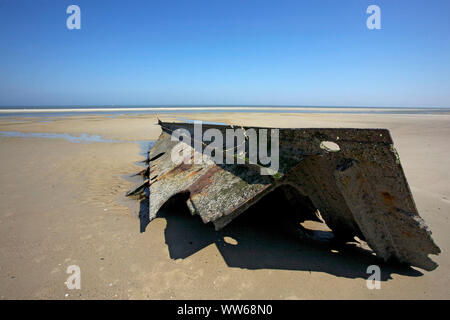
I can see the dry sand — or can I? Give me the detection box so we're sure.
[0,112,449,299]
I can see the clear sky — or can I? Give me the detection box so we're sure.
[0,0,449,107]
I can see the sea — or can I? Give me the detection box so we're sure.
[0,105,449,117]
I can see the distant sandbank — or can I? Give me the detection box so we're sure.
[1,106,450,115]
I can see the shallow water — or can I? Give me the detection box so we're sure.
[136,140,155,156]
[0,131,155,153]
[1,106,450,117]
[0,131,117,143]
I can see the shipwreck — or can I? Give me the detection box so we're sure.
[127,120,440,271]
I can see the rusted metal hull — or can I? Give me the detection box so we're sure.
[129,121,440,271]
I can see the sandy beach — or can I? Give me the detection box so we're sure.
[0,112,449,299]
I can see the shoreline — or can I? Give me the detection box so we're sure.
[1,106,450,116]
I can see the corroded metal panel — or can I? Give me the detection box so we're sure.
[129,121,440,271]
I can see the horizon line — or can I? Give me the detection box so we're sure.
[1,105,450,110]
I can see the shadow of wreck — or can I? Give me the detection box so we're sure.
[145,190,423,281]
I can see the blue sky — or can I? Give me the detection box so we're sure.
[0,0,449,107]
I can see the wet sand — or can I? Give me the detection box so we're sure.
[0,112,449,299]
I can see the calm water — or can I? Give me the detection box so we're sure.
[0,131,155,152]
[1,105,450,117]
[0,131,116,143]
